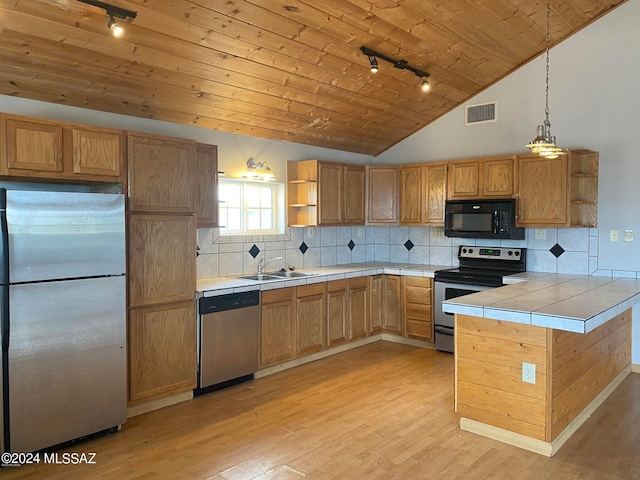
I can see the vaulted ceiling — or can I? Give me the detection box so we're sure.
[0,1,626,156]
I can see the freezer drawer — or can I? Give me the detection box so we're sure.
[7,276,126,453]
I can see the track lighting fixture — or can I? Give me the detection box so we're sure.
[76,0,137,37]
[360,46,430,92]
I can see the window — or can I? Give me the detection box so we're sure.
[218,179,284,234]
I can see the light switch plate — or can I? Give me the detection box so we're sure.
[624,230,634,242]
[534,229,546,240]
[610,230,619,242]
[307,227,314,237]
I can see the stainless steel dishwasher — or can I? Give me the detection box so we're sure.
[195,291,260,396]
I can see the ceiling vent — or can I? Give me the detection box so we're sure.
[465,101,497,126]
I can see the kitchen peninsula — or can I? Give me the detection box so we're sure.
[443,274,639,456]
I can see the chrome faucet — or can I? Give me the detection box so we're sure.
[257,256,283,275]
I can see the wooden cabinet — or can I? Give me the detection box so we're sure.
[370,275,402,334]
[260,287,296,367]
[516,150,598,227]
[127,132,195,214]
[128,300,196,403]
[194,143,219,228]
[287,160,365,226]
[296,283,326,356]
[402,276,433,341]
[349,277,369,340]
[447,156,515,200]
[343,164,366,224]
[1,113,123,182]
[400,163,447,225]
[327,279,349,347]
[366,166,398,224]
[127,214,196,307]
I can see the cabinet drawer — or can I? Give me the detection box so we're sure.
[403,276,431,288]
[406,318,433,340]
[327,279,349,292]
[262,287,295,304]
[405,303,431,319]
[297,282,326,298]
[349,276,368,289]
[405,285,432,305]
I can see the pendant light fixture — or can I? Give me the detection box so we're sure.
[525,0,565,159]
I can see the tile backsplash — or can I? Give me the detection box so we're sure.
[197,226,605,279]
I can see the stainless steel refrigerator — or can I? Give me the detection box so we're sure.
[0,189,127,454]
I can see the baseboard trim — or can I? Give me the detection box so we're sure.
[382,334,435,349]
[632,364,640,374]
[127,390,193,418]
[460,365,632,457]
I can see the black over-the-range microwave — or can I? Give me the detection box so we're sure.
[444,199,525,240]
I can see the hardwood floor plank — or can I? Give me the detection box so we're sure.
[2,342,639,479]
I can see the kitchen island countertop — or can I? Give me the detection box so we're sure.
[443,273,640,333]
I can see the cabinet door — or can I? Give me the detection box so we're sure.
[517,154,568,226]
[343,164,365,225]
[128,214,196,307]
[349,277,369,340]
[383,275,403,334]
[296,284,326,356]
[72,127,122,178]
[400,166,423,224]
[318,162,343,224]
[369,275,383,333]
[260,288,296,366]
[403,276,433,341]
[424,165,447,225]
[448,161,480,199]
[128,133,195,213]
[367,166,398,224]
[194,143,219,227]
[4,117,63,174]
[128,300,197,403]
[483,156,515,197]
[327,280,348,347]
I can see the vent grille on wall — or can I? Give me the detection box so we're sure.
[465,101,497,126]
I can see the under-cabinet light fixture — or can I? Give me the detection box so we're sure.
[360,46,430,92]
[76,0,137,37]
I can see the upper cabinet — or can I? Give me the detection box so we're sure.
[194,143,219,228]
[366,166,398,224]
[1,113,124,182]
[516,150,598,227]
[447,156,515,200]
[399,163,447,226]
[287,159,365,226]
[127,132,196,214]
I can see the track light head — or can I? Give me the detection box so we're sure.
[108,15,123,36]
[368,55,379,73]
[421,78,430,92]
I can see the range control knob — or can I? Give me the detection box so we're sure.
[515,251,520,256]
[468,249,474,254]
[507,250,513,256]
[462,248,467,254]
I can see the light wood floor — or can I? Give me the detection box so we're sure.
[4,342,640,479]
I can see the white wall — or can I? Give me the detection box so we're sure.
[376,0,640,362]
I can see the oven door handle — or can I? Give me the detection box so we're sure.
[493,210,500,234]
[434,325,454,336]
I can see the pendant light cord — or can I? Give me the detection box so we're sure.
[544,0,551,122]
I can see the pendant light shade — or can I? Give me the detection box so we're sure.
[525,0,565,159]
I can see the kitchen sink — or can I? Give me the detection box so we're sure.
[237,274,282,281]
[270,271,317,278]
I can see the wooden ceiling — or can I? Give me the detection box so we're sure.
[0,0,626,156]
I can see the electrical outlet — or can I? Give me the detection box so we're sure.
[610,230,619,242]
[624,230,634,242]
[432,227,443,238]
[357,227,364,237]
[307,227,314,237]
[522,362,536,384]
[534,229,546,240]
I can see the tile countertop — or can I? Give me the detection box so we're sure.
[196,262,451,297]
[443,274,640,334]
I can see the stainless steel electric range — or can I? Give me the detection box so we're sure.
[433,245,526,353]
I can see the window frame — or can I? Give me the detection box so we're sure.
[218,178,284,235]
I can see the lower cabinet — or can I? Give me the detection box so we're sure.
[403,276,433,341]
[128,300,197,404]
[327,280,349,347]
[296,283,326,356]
[370,275,402,334]
[349,277,369,340]
[260,287,296,367]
